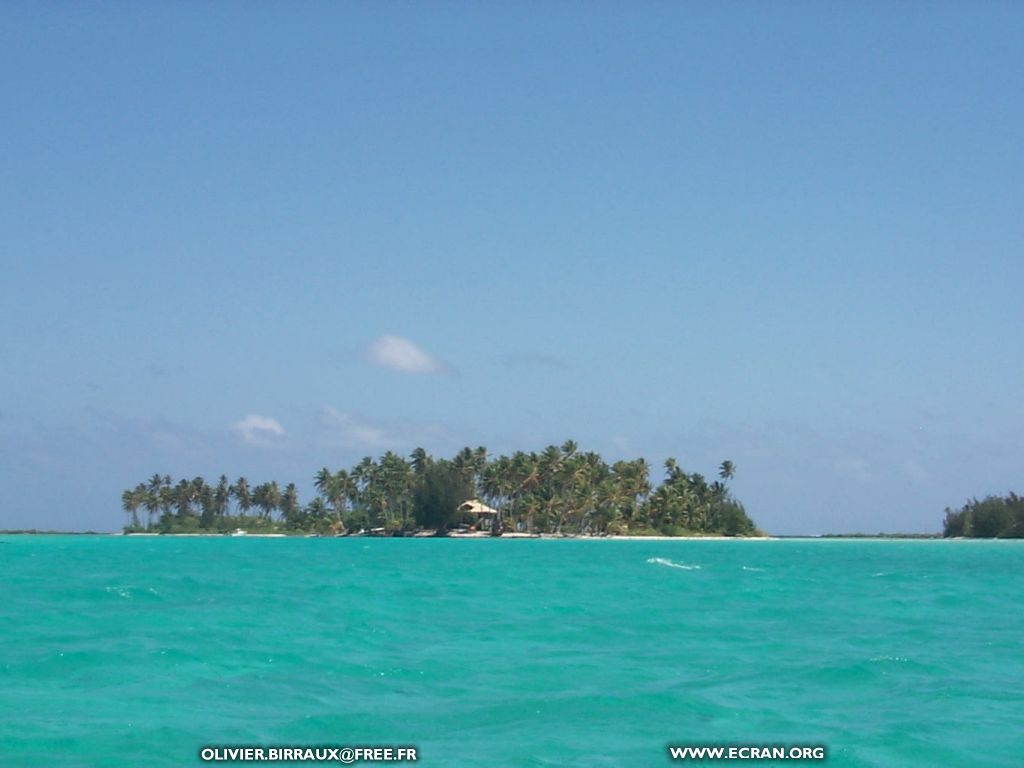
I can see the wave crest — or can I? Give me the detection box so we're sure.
[646,557,700,570]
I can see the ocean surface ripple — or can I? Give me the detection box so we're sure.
[2,537,1023,766]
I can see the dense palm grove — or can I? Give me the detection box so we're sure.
[121,441,759,536]
[942,493,1024,538]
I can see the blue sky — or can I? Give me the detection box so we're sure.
[2,3,1021,534]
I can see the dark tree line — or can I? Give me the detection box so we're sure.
[121,441,759,536]
[943,493,1024,538]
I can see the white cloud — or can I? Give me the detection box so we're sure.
[232,414,286,445]
[369,335,444,374]
[320,408,398,451]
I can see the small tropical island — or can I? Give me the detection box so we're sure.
[120,441,760,537]
[942,493,1024,538]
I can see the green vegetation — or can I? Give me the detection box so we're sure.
[0,530,104,535]
[943,493,1024,538]
[412,459,475,534]
[819,533,941,539]
[121,441,760,537]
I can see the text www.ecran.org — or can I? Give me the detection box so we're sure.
[668,745,826,761]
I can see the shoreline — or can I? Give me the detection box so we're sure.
[110,531,772,540]
[106,534,996,541]
[6,532,774,544]
[0,532,981,540]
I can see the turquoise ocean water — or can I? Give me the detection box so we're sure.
[2,536,1023,767]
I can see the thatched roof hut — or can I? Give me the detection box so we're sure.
[459,499,498,517]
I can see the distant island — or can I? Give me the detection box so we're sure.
[818,533,942,539]
[120,441,760,537]
[943,493,1024,538]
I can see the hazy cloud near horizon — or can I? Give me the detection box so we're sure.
[231,415,286,446]
[318,407,402,452]
[368,336,448,375]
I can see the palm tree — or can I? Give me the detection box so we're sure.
[251,483,268,520]
[173,479,194,519]
[232,477,252,518]
[158,483,173,524]
[213,475,230,518]
[538,445,565,533]
[350,456,374,521]
[560,452,599,533]
[280,483,301,527]
[665,457,683,481]
[143,474,165,529]
[410,447,431,477]
[452,447,478,490]
[306,497,329,529]
[253,481,280,520]
[314,467,333,499]
[688,473,711,530]
[710,481,727,502]
[593,478,623,534]
[195,477,215,526]
[121,485,144,530]
[379,451,413,528]
[610,458,650,527]
[339,470,355,526]
[719,460,735,482]
[481,459,506,521]
[266,481,281,520]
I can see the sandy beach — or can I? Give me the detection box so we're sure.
[124,531,770,540]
